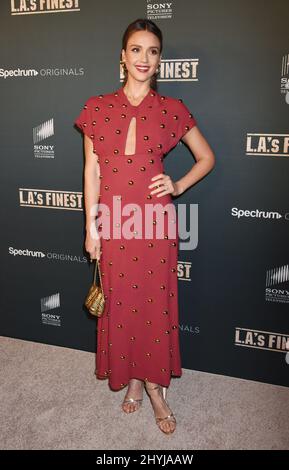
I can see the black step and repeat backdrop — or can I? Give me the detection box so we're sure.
[1,0,288,388]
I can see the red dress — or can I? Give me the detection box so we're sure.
[74,86,197,390]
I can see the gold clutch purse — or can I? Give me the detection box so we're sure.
[84,259,105,317]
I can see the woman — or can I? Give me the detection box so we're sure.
[74,18,215,435]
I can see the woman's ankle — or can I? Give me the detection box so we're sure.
[128,378,144,387]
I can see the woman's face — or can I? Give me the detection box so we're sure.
[122,30,161,84]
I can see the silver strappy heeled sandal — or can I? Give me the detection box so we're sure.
[145,383,176,434]
[122,380,144,413]
[121,396,143,413]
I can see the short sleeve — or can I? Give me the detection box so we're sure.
[176,100,197,141]
[74,97,96,141]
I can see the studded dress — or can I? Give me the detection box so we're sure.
[74,86,197,391]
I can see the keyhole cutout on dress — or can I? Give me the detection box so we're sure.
[124,117,136,155]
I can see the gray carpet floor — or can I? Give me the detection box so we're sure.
[0,336,288,450]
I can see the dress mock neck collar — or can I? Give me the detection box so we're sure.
[115,86,157,109]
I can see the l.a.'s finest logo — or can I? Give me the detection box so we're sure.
[235,327,289,353]
[158,59,199,82]
[178,261,192,281]
[246,133,289,157]
[19,188,83,210]
[11,0,80,15]
[120,58,199,82]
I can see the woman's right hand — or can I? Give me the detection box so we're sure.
[85,233,102,261]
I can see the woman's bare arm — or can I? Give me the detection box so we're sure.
[173,126,216,196]
[83,135,101,259]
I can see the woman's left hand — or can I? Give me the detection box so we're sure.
[148,173,180,197]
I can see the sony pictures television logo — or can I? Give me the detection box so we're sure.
[11,0,80,15]
[146,1,173,20]
[33,118,54,159]
[281,53,289,104]
[41,293,61,327]
[265,264,289,304]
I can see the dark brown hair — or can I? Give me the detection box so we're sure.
[120,18,163,91]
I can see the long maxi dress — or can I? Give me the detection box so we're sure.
[74,86,197,391]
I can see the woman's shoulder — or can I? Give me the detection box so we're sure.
[81,90,116,106]
[155,91,191,112]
